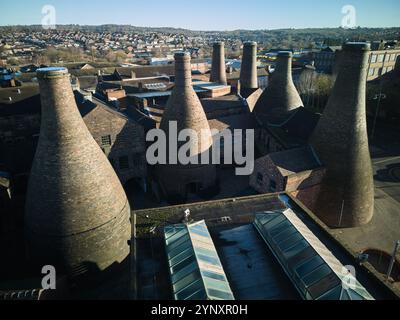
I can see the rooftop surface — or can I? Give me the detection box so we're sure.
[133,192,399,299]
[0,84,40,115]
[211,224,299,300]
[268,146,322,177]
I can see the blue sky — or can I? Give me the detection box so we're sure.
[0,0,399,30]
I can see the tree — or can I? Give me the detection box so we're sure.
[298,70,334,113]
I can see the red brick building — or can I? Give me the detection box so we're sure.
[250,146,325,209]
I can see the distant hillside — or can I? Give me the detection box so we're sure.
[1,25,399,49]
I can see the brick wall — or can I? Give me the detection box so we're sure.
[286,168,326,192]
[82,105,147,185]
[256,127,285,156]
[249,156,285,194]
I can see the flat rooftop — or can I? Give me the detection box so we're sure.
[212,224,299,300]
[133,193,399,300]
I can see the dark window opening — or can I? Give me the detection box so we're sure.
[101,135,112,146]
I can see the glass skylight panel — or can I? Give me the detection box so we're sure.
[168,237,192,256]
[295,256,325,278]
[186,289,208,300]
[207,288,235,300]
[203,277,232,293]
[195,246,218,258]
[347,289,365,301]
[270,220,293,237]
[288,247,315,269]
[254,213,375,301]
[278,232,304,251]
[302,264,332,287]
[308,273,341,299]
[164,220,234,301]
[166,227,188,245]
[190,227,210,238]
[264,215,287,230]
[171,261,198,284]
[174,270,201,293]
[171,255,197,274]
[282,240,309,259]
[201,270,227,282]
[257,212,281,226]
[340,289,351,300]
[273,225,298,243]
[197,254,220,266]
[169,246,193,266]
[168,234,191,251]
[176,279,204,300]
[316,285,342,300]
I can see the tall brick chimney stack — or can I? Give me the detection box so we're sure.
[310,43,374,228]
[210,42,227,85]
[254,51,303,124]
[157,53,217,202]
[240,41,258,98]
[25,67,131,277]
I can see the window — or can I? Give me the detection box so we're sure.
[119,156,130,170]
[377,54,384,63]
[390,53,396,61]
[283,240,309,260]
[384,54,390,62]
[201,270,226,282]
[175,279,203,300]
[296,256,325,279]
[382,67,388,74]
[302,264,332,287]
[368,68,374,76]
[101,135,112,146]
[370,54,377,63]
[173,271,201,293]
